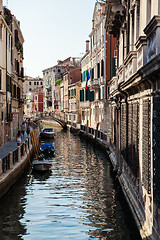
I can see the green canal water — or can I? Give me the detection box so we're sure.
[0,126,141,240]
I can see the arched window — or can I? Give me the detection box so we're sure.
[147,0,151,24]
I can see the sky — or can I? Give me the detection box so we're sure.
[3,0,96,78]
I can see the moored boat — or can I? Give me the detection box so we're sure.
[40,128,55,139]
[32,159,52,172]
[40,143,55,156]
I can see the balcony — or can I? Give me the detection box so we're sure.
[80,101,90,109]
[124,51,137,82]
[117,65,125,85]
[144,16,160,64]
[109,76,118,95]
[90,78,99,90]
[0,91,3,105]
[136,36,147,70]
[105,1,126,38]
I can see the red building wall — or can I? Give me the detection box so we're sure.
[38,94,43,112]
[69,67,81,84]
[105,32,117,98]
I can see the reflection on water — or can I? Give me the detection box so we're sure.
[0,129,141,240]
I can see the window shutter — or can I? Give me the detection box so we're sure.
[101,59,104,76]
[0,69,1,90]
[97,63,100,78]
[112,57,116,77]
[98,87,101,100]
[15,30,18,44]
[0,24,2,40]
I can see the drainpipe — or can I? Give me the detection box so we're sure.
[104,29,107,99]
[117,83,128,175]
[5,28,8,142]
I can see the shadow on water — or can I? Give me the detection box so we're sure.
[80,136,141,240]
[0,130,142,240]
[0,169,31,240]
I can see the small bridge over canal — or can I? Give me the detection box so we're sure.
[34,114,67,130]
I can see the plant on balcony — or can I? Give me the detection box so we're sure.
[4,7,12,25]
[55,78,63,86]
[15,39,23,53]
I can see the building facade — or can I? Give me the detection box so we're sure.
[80,2,116,134]
[0,1,24,144]
[105,0,160,239]
[68,67,81,126]
[42,57,78,113]
[11,15,24,137]
[23,76,43,118]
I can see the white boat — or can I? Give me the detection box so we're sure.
[32,159,52,172]
[40,128,55,139]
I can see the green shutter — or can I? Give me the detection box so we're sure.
[86,87,90,101]
[80,90,82,101]
[82,89,84,101]
[112,57,116,77]
[98,87,101,100]
[102,86,104,99]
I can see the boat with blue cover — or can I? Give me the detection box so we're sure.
[40,143,55,156]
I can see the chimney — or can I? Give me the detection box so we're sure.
[92,19,94,29]
[0,0,3,12]
[86,40,90,52]
[72,57,75,65]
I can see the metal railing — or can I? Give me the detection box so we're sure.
[12,149,18,165]
[2,154,10,173]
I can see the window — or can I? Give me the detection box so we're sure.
[37,82,39,85]
[41,82,43,85]
[14,30,18,44]
[13,84,16,97]
[102,86,104,100]
[91,68,94,80]
[101,59,104,76]
[80,89,84,102]
[71,89,73,97]
[97,63,100,78]
[29,82,31,85]
[0,24,2,40]
[98,87,101,100]
[0,69,1,90]
[34,82,36,85]
[35,96,37,100]
[147,0,151,24]
[58,69,60,73]
[82,111,85,121]
[29,88,31,91]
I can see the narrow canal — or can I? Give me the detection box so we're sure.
[0,124,141,240]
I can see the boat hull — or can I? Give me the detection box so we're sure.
[40,150,55,156]
[40,132,55,139]
[32,160,52,172]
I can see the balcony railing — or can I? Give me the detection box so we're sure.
[90,78,99,89]
[80,101,90,108]
[124,51,137,82]
[0,92,3,105]
[136,36,147,70]
[144,16,160,64]
[109,76,118,95]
